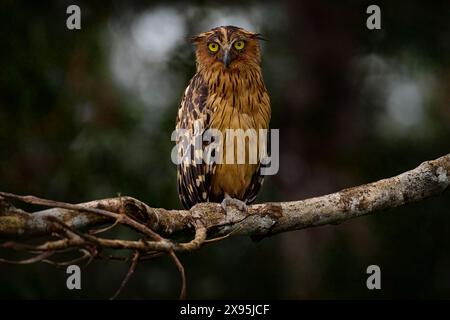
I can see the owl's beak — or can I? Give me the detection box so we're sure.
[222,49,231,68]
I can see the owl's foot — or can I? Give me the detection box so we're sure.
[220,196,248,214]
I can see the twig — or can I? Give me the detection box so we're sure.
[110,250,140,300]
[169,250,186,300]
[0,251,54,264]
[42,250,90,268]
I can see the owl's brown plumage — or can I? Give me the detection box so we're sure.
[176,26,271,209]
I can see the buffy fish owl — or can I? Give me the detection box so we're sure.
[175,26,271,211]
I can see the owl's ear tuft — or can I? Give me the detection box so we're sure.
[190,34,205,43]
[251,33,267,41]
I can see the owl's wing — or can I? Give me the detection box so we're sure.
[176,73,213,209]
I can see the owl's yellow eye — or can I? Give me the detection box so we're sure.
[234,40,245,50]
[208,42,219,52]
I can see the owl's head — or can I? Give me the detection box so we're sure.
[191,25,264,71]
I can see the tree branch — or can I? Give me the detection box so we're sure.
[1,153,448,240]
[0,153,448,298]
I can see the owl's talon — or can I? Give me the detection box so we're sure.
[221,197,248,214]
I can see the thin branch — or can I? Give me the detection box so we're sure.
[42,250,90,268]
[140,252,165,261]
[169,250,186,300]
[89,220,121,235]
[0,251,54,265]
[110,251,140,300]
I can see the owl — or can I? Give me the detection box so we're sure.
[175,25,271,211]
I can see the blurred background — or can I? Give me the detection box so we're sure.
[0,0,449,299]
